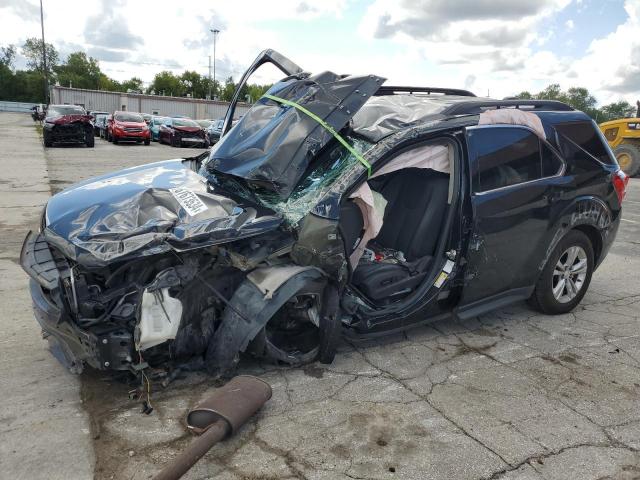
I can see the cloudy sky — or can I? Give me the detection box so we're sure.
[1,0,638,104]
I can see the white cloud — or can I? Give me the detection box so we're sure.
[0,0,638,106]
[569,0,640,102]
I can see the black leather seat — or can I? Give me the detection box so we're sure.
[351,168,449,302]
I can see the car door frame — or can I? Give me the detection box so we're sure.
[456,124,567,319]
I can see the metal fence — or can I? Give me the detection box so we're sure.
[0,101,40,113]
[50,86,251,119]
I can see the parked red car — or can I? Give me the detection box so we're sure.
[158,117,208,147]
[107,111,151,145]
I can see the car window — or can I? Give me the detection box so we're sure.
[114,113,144,122]
[541,143,563,177]
[163,118,172,126]
[48,105,85,116]
[469,127,546,192]
[554,121,615,165]
[173,118,199,127]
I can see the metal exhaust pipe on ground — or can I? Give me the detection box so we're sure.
[152,375,272,480]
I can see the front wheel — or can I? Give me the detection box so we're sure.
[43,131,53,147]
[171,135,181,148]
[85,128,95,148]
[144,138,150,145]
[528,230,594,314]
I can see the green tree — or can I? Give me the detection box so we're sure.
[22,37,58,76]
[535,83,568,102]
[1,44,16,68]
[512,91,533,99]
[121,77,143,93]
[600,101,636,121]
[219,76,236,101]
[147,71,183,97]
[98,74,121,92]
[54,52,102,89]
[180,70,206,98]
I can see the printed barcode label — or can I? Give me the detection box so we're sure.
[169,187,208,217]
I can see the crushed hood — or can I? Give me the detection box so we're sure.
[46,114,93,125]
[43,158,282,267]
[206,70,385,199]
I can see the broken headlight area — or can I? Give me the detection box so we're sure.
[21,223,335,382]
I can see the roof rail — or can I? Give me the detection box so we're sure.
[443,99,573,115]
[374,86,476,97]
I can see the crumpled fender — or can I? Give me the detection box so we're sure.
[205,265,324,377]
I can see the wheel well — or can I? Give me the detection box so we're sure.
[573,225,602,264]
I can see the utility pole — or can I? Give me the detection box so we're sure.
[210,29,220,100]
[39,0,48,104]
[208,55,212,99]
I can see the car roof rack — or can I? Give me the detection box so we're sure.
[374,86,477,97]
[443,99,573,115]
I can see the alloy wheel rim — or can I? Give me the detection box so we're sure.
[552,245,587,303]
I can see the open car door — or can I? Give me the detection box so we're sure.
[209,49,385,199]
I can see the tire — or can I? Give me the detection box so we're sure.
[253,276,328,367]
[171,135,181,148]
[106,131,112,142]
[113,135,119,145]
[85,128,95,148]
[144,139,150,146]
[43,131,53,147]
[613,143,640,177]
[528,230,594,314]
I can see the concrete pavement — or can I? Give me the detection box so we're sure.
[0,113,95,480]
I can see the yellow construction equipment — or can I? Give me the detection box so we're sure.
[599,116,640,176]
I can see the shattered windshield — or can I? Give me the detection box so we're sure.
[201,137,371,226]
[174,118,199,127]
[48,105,85,116]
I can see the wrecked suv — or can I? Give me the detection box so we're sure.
[42,104,95,148]
[22,50,627,380]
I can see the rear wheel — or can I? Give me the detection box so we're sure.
[528,230,594,314]
[613,143,640,177]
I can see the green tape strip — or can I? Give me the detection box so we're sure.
[263,93,371,176]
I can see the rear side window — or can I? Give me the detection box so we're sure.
[468,127,561,192]
[554,121,615,165]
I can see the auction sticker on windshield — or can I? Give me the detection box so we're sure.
[169,187,208,216]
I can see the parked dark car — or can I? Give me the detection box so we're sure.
[88,111,109,136]
[21,50,627,382]
[42,104,94,148]
[207,118,223,144]
[99,114,112,139]
[149,115,167,142]
[159,117,208,147]
[107,111,151,145]
[93,113,108,137]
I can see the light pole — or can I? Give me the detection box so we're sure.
[39,0,48,104]
[210,29,220,100]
